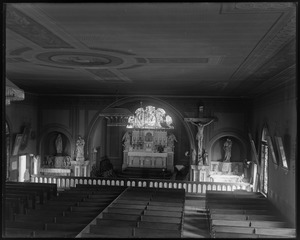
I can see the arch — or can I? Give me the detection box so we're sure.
[39,124,74,162]
[86,96,195,163]
[207,129,248,164]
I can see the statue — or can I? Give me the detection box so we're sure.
[55,134,63,155]
[223,138,232,162]
[75,136,85,161]
[189,119,214,159]
[167,133,177,150]
[122,131,131,150]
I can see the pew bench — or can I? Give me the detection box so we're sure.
[141,215,182,224]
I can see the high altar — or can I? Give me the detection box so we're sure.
[122,105,176,173]
[122,129,175,172]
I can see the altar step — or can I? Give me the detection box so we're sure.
[117,168,172,180]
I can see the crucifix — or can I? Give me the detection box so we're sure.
[184,106,216,165]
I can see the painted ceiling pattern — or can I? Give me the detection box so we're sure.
[5,3,297,97]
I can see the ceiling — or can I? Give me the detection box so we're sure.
[5,2,297,98]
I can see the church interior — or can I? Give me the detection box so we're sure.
[3,2,297,238]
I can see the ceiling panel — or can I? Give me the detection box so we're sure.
[5,2,296,97]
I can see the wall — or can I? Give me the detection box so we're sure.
[19,95,251,175]
[250,81,296,226]
[5,93,39,181]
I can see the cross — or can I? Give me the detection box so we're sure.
[184,106,216,165]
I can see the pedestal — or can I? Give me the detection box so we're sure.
[190,165,210,182]
[71,160,90,177]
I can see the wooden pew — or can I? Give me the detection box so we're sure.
[144,209,182,218]
[213,232,259,238]
[5,197,25,215]
[45,222,86,232]
[209,208,272,215]
[96,219,138,227]
[116,199,149,205]
[6,182,57,199]
[107,207,144,215]
[89,225,134,237]
[5,193,31,211]
[6,188,39,207]
[5,220,46,230]
[212,225,255,234]
[102,212,141,221]
[111,203,146,210]
[146,205,183,212]
[137,221,180,231]
[254,227,296,237]
[134,227,181,238]
[141,215,181,224]
[149,201,183,207]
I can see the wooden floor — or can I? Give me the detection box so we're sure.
[183,195,210,238]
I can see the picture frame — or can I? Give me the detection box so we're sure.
[274,136,288,169]
[266,136,278,165]
[12,134,23,156]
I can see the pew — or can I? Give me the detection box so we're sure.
[111,203,146,210]
[89,225,134,237]
[108,207,144,215]
[254,227,296,237]
[144,209,182,218]
[135,227,181,238]
[138,221,180,231]
[141,215,181,224]
[102,212,141,221]
[96,219,138,227]
[6,182,57,199]
[146,205,183,212]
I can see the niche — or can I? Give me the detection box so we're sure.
[211,136,244,162]
[43,131,71,157]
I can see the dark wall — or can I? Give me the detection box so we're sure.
[249,81,296,226]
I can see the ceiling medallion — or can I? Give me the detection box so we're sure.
[36,52,123,68]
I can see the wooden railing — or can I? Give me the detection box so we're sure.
[30,175,252,194]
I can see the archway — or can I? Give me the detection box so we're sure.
[207,130,248,165]
[39,124,73,164]
[86,96,196,167]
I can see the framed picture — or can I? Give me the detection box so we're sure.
[248,133,259,166]
[266,136,278,165]
[275,136,288,169]
[12,134,23,156]
[20,123,31,150]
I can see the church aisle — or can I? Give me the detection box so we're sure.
[182,195,210,238]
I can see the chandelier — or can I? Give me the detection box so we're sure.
[6,78,25,105]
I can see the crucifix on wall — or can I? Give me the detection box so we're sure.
[184,105,216,165]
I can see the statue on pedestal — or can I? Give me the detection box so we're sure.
[223,138,232,162]
[122,131,131,150]
[75,136,85,161]
[167,133,177,151]
[55,134,63,155]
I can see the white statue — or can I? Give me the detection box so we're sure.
[55,134,63,155]
[167,133,177,150]
[122,131,131,149]
[75,136,85,160]
[223,138,232,162]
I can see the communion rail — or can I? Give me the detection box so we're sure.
[30,175,252,194]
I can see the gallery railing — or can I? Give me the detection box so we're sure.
[30,175,252,194]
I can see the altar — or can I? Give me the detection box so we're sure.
[122,129,175,173]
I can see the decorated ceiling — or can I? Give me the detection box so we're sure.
[5,2,296,97]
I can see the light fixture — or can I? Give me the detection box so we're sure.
[6,78,25,105]
[99,106,133,127]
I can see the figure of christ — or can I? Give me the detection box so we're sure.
[189,119,215,160]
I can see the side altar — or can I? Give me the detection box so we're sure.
[122,129,176,173]
[40,135,90,177]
